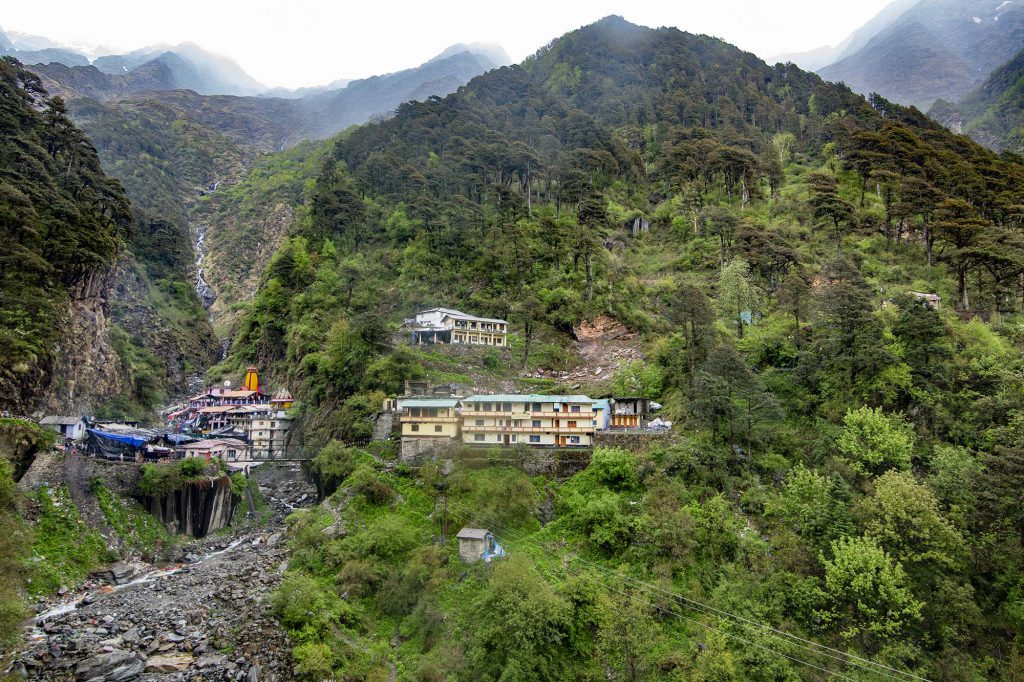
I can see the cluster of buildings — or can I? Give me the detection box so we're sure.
[41,367,295,466]
[385,382,660,458]
[168,367,294,462]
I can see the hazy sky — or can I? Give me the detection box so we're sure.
[2,0,895,88]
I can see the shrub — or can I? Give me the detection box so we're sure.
[836,406,914,477]
[589,447,638,490]
[179,457,206,478]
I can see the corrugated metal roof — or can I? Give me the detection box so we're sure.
[198,405,241,414]
[40,416,83,425]
[461,394,594,404]
[456,528,489,539]
[418,307,507,324]
[398,398,460,408]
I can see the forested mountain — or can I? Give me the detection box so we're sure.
[7,10,1024,679]
[0,57,132,412]
[819,0,1024,109]
[7,40,508,414]
[200,16,1024,679]
[930,46,1024,151]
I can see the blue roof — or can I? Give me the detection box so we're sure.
[87,429,151,448]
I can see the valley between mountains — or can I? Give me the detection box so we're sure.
[4,4,1024,680]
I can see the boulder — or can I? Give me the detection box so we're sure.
[144,653,194,672]
[75,649,143,681]
[197,652,227,668]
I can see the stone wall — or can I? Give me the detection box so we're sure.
[400,437,455,463]
[594,430,676,452]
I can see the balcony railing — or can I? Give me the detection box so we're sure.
[460,425,594,433]
[399,416,459,422]
[461,410,582,418]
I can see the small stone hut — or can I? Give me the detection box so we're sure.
[457,528,491,563]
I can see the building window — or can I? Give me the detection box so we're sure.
[411,424,419,432]
[502,402,512,412]
[482,403,491,412]
[570,405,581,413]
[568,421,577,428]
[435,425,443,433]
[570,436,580,444]
[529,435,540,443]
[474,434,485,442]
[532,420,541,428]
[531,402,542,412]
[511,435,517,442]
[476,419,484,426]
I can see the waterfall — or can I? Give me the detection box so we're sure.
[192,222,216,309]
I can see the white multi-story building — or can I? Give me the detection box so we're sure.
[409,308,508,347]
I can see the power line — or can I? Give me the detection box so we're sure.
[451,504,927,682]
[454,509,864,680]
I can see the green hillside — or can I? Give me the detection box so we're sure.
[199,17,1024,680]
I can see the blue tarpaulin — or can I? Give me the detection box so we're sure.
[86,429,150,447]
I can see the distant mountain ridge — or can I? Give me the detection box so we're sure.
[92,42,266,95]
[818,0,1024,109]
[27,44,505,145]
[772,0,920,70]
[929,46,1024,151]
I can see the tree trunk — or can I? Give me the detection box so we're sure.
[925,225,934,267]
[959,265,970,311]
[585,252,594,302]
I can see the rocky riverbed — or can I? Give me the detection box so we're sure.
[13,465,315,681]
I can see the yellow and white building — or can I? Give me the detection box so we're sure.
[398,398,462,440]
[459,394,595,447]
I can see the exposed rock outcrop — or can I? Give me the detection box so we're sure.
[141,476,237,537]
[45,268,131,415]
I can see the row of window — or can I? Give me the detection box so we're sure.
[469,419,589,428]
[471,434,582,444]
[408,407,450,417]
[409,424,446,433]
[453,321,507,331]
[452,334,505,345]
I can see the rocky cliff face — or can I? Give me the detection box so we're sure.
[43,268,132,416]
[141,476,237,537]
[203,202,296,331]
[109,259,219,400]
